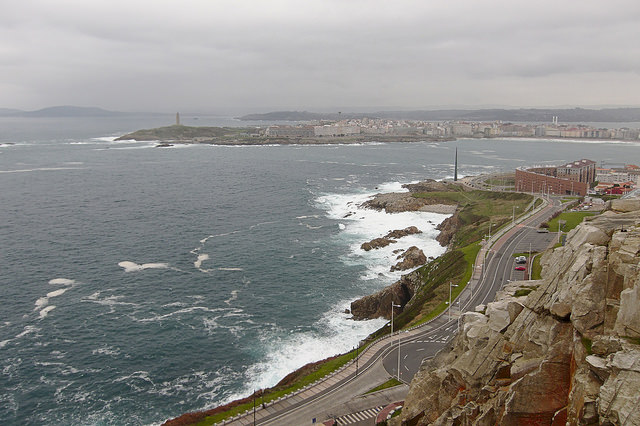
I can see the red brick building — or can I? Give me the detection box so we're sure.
[515,159,596,196]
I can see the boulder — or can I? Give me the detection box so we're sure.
[385,226,422,239]
[390,246,427,272]
[360,237,396,251]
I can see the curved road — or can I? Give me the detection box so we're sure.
[227,197,563,425]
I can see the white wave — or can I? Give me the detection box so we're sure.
[118,261,169,272]
[237,301,387,393]
[135,306,226,323]
[218,267,244,271]
[39,306,56,319]
[315,184,449,284]
[83,292,140,313]
[92,345,121,357]
[224,290,239,306]
[49,278,76,286]
[194,254,210,271]
[47,288,69,298]
[16,325,39,339]
[0,167,83,174]
[35,297,49,309]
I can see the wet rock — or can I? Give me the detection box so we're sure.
[360,237,396,251]
[390,246,427,272]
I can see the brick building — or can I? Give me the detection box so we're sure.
[515,158,596,196]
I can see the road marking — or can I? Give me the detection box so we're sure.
[334,406,383,424]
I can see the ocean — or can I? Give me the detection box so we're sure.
[1,115,638,425]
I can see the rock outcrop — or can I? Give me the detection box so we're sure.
[350,271,422,320]
[360,180,459,214]
[391,246,427,272]
[360,227,423,251]
[394,198,640,426]
[385,226,422,239]
[361,237,397,251]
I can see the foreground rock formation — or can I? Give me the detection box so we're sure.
[394,198,640,425]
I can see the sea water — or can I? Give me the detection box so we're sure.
[1,115,639,425]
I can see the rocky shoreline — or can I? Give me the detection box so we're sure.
[162,179,463,425]
[348,180,464,320]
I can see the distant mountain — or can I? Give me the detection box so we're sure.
[0,106,132,117]
[238,108,640,123]
[0,108,23,116]
[23,106,125,117]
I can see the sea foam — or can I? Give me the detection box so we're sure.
[118,261,169,273]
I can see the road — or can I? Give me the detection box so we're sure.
[226,197,564,425]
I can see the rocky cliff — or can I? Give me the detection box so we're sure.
[393,198,640,425]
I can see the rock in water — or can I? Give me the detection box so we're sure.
[390,246,427,272]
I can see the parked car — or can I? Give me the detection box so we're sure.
[515,266,526,271]
[537,228,549,233]
[515,256,527,264]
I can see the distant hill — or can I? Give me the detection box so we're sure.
[0,106,128,117]
[238,107,640,123]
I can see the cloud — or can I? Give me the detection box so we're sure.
[1,0,639,111]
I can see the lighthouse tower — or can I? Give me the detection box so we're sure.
[176,112,181,126]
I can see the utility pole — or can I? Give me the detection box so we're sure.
[391,301,401,380]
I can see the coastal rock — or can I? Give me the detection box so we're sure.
[402,180,458,193]
[360,181,459,214]
[360,237,396,251]
[350,271,421,320]
[396,197,640,426]
[436,211,462,246]
[390,246,427,272]
[384,226,422,239]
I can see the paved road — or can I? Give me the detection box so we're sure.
[226,197,564,425]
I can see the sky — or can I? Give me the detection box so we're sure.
[2,0,640,114]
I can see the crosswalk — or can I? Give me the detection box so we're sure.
[333,406,383,425]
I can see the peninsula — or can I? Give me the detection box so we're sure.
[115,124,451,146]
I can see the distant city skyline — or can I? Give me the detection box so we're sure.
[2,0,639,113]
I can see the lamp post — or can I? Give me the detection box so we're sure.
[390,301,401,345]
[512,205,519,226]
[488,222,494,241]
[448,282,459,321]
[390,301,401,380]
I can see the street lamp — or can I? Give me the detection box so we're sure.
[390,301,402,381]
[448,282,459,321]
[488,222,494,241]
[512,205,519,226]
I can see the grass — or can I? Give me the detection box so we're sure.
[547,211,597,233]
[365,378,403,394]
[581,337,593,355]
[514,288,533,297]
[196,350,361,425]
[414,190,533,249]
[531,254,542,280]
[561,196,582,203]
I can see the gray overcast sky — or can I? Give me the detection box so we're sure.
[2,0,640,113]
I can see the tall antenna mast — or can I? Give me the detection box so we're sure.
[454,147,458,181]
